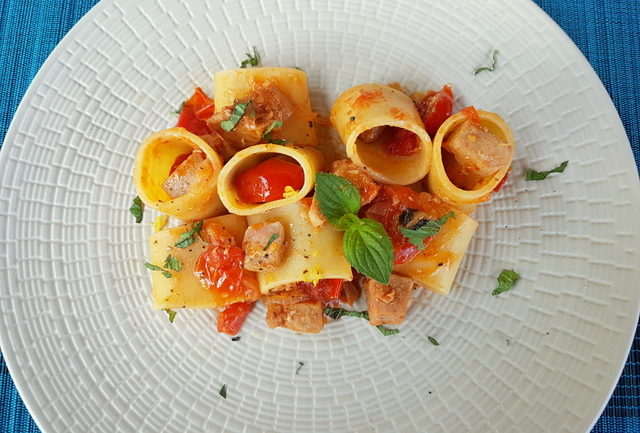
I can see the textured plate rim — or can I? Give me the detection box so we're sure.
[0,0,638,432]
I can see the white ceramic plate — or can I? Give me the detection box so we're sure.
[1,1,638,432]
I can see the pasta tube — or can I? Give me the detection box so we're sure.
[217,144,323,216]
[133,127,225,221]
[330,83,432,185]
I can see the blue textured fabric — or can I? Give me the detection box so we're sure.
[0,1,638,432]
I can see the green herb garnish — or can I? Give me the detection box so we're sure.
[164,308,177,323]
[399,212,455,249]
[172,100,185,116]
[323,308,398,336]
[220,101,251,132]
[240,46,260,68]
[219,384,227,399]
[474,49,500,75]
[263,233,280,251]
[525,161,568,181]
[263,120,287,144]
[428,336,439,346]
[163,255,182,272]
[145,262,172,278]
[129,196,144,223]
[315,173,394,284]
[175,221,204,248]
[295,361,304,375]
[492,269,521,296]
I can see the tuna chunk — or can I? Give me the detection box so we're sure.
[266,301,326,333]
[363,274,414,325]
[208,80,294,148]
[162,150,211,198]
[242,222,286,272]
[443,120,511,178]
[331,159,380,205]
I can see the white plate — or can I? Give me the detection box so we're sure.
[1,1,639,432]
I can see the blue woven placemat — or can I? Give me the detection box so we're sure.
[0,0,638,432]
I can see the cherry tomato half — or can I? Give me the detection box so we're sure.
[234,157,305,204]
[298,279,344,305]
[176,87,215,136]
[418,84,454,138]
[217,301,255,335]
[384,128,420,156]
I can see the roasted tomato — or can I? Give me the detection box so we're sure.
[383,128,419,156]
[176,87,215,136]
[417,84,454,138]
[194,223,260,306]
[460,105,480,124]
[298,279,344,305]
[217,301,255,335]
[234,157,305,203]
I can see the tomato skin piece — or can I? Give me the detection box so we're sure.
[169,152,191,174]
[217,301,255,335]
[419,84,454,138]
[384,128,419,156]
[460,106,480,124]
[234,158,305,204]
[298,279,344,304]
[176,87,215,136]
[493,171,509,192]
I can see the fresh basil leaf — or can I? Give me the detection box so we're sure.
[343,218,393,284]
[263,120,283,136]
[492,269,521,296]
[295,361,304,375]
[164,255,182,272]
[399,212,455,249]
[172,100,185,116]
[525,161,568,181]
[428,336,439,346]
[314,173,362,226]
[220,102,250,132]
[377,326,399,336]
[175,221,204,248]
[219,384,227,399]
[324,307,369,320]
[145,262,172,279]
[263,233,280,251]
[129,196,144,223]
[240,46,260,68]
[474,49,500,75]
[164,308,177,323]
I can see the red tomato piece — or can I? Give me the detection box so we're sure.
[460,106,480,124]
[363,185,424,264]
[169,152,191,174]
[493,171,509,192]
[419,84,454,138]
[176,87,215,136]
[234,157,305,204]
[384,128,419,156]
[217,301,255,335]
[297,279,344,305]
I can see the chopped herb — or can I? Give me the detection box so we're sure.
[262,120,287,144]
[295,361,304,375]
[129,196,144,223]
[492,269,521,296]
[145,262,172,278]
[324,307,369,320]
[377,326,399,336]
[172,100,185,116]
[240,46,260,68]
[428,336,439,346]
[175,221,204,248]
[399,212,455,249]
[220,102,251,132]
[219,384,227,399]
[525,161,568,181]
[263,233,280,251]
[231,336,241,342]
[164,308,177,323]
[399,208,416,226]
[163,255,182,272]
[474,49,500,75]
[324,308,399,336]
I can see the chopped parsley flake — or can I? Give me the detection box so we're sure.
[492,269,521,296]
[474,49,500,75]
